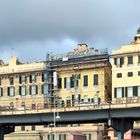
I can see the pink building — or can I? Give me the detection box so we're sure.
[124,129,140,140]
[67,132,86,140]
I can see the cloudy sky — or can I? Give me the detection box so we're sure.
[0,0,140,63]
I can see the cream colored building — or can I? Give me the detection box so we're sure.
[111,28,140,101]
[1,44,111,140]
[0,56,47,108]
[52,44,112,105]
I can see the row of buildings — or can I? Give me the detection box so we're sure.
[2,28,140,140]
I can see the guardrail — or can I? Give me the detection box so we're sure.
[0,97,139,115]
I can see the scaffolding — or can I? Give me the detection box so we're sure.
[45,53,54,106]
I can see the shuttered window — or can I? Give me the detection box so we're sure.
[42,84,48,95]
[128,56,133,65]
[19,86,26,96]
[30,85,38,95]
[127,87,133,97]
[0,88,3,97]
[114,87,124,98]
[83,75,88,87]
[94,74,98,85]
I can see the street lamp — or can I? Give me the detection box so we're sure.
[53,95,61,140]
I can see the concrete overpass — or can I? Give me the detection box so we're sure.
[0,101,140,139]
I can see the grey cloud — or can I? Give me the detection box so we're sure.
[0,0,139,61]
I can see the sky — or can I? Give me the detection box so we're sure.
[0,0,140,63]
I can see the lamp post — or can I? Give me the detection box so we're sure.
[53,95,60,140]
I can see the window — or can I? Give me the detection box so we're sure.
[114,57,124,67]
[128,72,133,77]
[8,87,15,96]
[89,133,92,140]
[83,95,88,103]
[117,73,122,78]
[138,56,140,64]
[19,86,26,96]
[133,86,138,96]
[58,78,62,89]
[70,77,74,88]
[66,96,71,107]
[138,86,140,96]
[19,75,26,84]
[59,134,66,140]
[83,75,88,87]
[31,125,35,131]
[9,77,14,85]
[21,125,25,131]
[30,74,36,83]
[93,74,98,85]
[0,78,1,85]
[128,56,133,65]
[30,85,38,95]
[42,84,48,94]
[127,87,133,97]
[114,87,124,98]
[0,88,3,97]
[64,77,70,89]
[72,94,81,103]
[42,73,47,82]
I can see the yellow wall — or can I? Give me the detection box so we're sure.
[55,62,111,102]
[112,32,140,100]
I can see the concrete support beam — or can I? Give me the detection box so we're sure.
[111,119,133,139]
[0,125,4,140]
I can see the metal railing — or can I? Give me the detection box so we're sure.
[0,97,140,114]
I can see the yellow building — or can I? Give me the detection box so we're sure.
[111,28,140,101]
[1,44,111,140]
[51,44,112,105]
[0,56,46,108]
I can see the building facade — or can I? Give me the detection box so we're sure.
[2,44,111,140]
[0,56,46,109]
[51,44,112,106]
[112,28,140,101]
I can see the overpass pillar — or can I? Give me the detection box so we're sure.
[0,125,4,140]
[111,119,133,139]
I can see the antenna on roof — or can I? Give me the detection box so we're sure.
[12,47,15,57]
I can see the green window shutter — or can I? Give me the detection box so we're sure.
[58,78,62,89]
[138,56,140,63]
[128,56,133,64]
[114,58,117,65]
[42,73,44,82]
[122,87,124,97]
[78,94,81,102]
[125,87,128,97]
[120,57,124,66]
[36,85,38,94]
[42,85,43,94]
[29,86,31,95]
[70,77,74,88]
[7,87,10,96]
[64,78,66,88]
[1,88,3,96]
[94,74,98,85]
[83,75,88,87]
[114,88,116,98]
[76,80,79,87]
[19,86,21,95]
[133,86,138,96]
